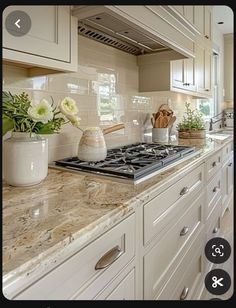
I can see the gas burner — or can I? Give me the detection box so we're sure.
[55,142,196,180]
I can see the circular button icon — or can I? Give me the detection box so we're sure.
[205,269,231,295]
[205,237,231,264]
[5,10,31,37]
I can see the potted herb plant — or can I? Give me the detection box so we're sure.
[177,102,206,139]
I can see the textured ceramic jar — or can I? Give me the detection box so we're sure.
[3,132,48,186]
[78,127,107,162]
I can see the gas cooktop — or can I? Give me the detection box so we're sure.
[54,143,198,181]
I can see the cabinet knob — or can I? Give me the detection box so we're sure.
[228,162,232,167]
[95,245,123,270]
[213,186,218,193]
[205,35,209,39]
[183,83,188,86]
[180,286,189,300]
[180,187,189,196]
[180,226,189,236]
[205,88,210,91]
[213,227,219,234]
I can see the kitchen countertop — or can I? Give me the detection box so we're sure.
[2,134,233,297]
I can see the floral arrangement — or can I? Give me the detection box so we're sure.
[177,102,205,131]
[2,91,82,136]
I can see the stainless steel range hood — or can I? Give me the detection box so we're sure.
[72,6,183,56]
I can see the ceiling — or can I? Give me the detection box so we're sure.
[212,6,234,34]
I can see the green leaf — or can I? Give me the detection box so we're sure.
[2,115,14,136]
[36,123,55,134]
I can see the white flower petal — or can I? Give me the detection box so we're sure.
[59,97,78,116]
[66,114,81,127]
[28,99,53,123]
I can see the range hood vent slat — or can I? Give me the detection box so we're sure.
[77,12,170,55]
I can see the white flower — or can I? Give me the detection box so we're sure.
[27,99,53,123]
[66,114,81,128]
[59,97,78,116]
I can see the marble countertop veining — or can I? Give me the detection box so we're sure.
[2,136,233,296]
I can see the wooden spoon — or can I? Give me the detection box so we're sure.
[167,116,176,128]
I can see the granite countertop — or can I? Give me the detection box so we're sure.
[2,135,233,296]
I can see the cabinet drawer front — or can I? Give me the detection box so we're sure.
[14,214,135,300]
[144,164,204,244]
[144,193,203,299]
[206,150,222,181]
[155,230,203,300]
[95,268,135,300]
[222,143,231,162]
[206,171,221,219]
[206,197,221,239]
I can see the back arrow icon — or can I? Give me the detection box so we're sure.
[15,19,21,29]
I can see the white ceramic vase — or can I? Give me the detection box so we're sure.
[78,127,107,162]
[3,132,48,186]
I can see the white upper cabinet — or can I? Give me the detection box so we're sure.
[194,6,204,34]
[171,58,196,92]
[224,34,234,102]
[195,44,212,97]
[3,6,78,72]
[204,6,212,42]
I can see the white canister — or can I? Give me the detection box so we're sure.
[3,132,48,186]
[152,128,169,143]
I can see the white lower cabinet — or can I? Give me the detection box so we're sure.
[14,214,135,300]
[144,192,204,299]
[94,267,135,300]
[221,152,233,215]
[155,231,204,300]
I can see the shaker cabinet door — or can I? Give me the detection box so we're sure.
[3,6,78,72]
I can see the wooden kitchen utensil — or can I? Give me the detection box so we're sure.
[167,115,176,128]
[162,115,169,128]
[103,123,125,135]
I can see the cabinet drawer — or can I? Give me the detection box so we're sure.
[206,150,222,181]
[95,267,135,300]
[144,193,204,299]
[222,143,231,162]
[155,230,203,300]
[206,170,221,219]
[144,164,204,244]
[206,197,221,240]
[14,214,135,300]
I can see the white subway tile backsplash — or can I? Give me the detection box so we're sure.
[3,35,198,163]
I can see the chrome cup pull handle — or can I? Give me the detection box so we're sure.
[180,187,189,196]
[180,286,189,300]
[180,226,189,236]
[95,245,123,270]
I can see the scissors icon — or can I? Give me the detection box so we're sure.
[212,276,224,288]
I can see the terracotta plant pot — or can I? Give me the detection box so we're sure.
[178,129,206,139]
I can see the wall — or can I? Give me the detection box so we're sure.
[3,36,197,163]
